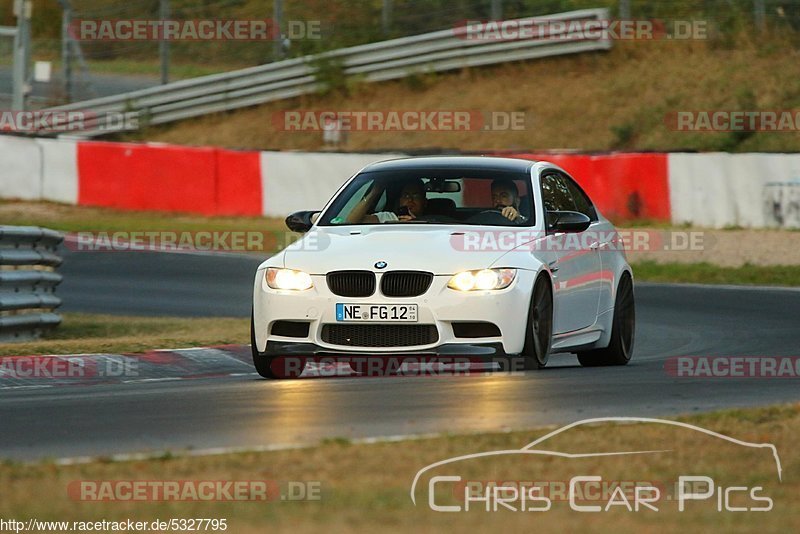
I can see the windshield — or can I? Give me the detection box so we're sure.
[318,169,535,227]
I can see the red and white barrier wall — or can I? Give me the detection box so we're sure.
[1,137,799,228]
[259,151,404,217]
[667,153,800,228]
[495,152,671,222]
[77,142,263,216]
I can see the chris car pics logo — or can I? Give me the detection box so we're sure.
[410,417,780,513]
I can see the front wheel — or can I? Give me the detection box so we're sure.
[521,276,553,370]
[251,311,305,379]
[577,272,635,367]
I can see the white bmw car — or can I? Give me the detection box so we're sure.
[252,156,635,379]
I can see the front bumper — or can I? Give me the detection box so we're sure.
[252,269,536,356]
[255,341,525,377]
[260,340,508,357]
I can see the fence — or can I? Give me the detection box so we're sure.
[45,8,611,137]
[0,226,63,342]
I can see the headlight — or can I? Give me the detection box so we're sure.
[266,268,314,291]
[447,268,516,291]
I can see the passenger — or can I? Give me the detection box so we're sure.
[350,179,428,223]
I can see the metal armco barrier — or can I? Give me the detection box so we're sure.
[0,226,64,342]
[46,8,611,137]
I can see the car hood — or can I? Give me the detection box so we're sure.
[280,225,516,275]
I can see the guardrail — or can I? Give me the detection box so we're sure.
[46,8,611,137]
[0,226,64,342]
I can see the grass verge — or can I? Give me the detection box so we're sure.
[81,59,246,80]
[0,313,248,357]
[34,56,244,81]
[0,403,797,532]
[632,261,800,287]
[0,201,284,234]
[0,200,288,253]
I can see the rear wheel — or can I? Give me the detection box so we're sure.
[521,276,553,370]
[577,272,635,367]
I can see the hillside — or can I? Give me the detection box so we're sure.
[131,37,800,153]
[14,1,777,61]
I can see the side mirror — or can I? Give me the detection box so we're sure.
[285,211,320,233]
[546,210,591,233]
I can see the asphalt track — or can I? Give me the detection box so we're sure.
[1,248,799,461]
[57,248,264,317]
[0,67,158,108]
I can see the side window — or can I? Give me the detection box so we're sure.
[560,173,598,221]
[541,173,577,212]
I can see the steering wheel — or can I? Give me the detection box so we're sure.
[466,209,514,225]
[414,214,459,223]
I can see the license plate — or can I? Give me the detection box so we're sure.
[336,303,418,322]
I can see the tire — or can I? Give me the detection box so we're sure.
[521,275,553,370]
[251,311,305,379]
[577,272,635,367]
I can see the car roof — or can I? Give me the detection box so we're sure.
[360,155,537,173]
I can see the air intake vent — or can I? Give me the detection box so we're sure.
[380,271,434,297]
[452,322,501,338]
[321,324,438,347]
[326,271,376,297]
[271,321,310,338]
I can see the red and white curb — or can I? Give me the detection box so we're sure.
[0,345,254,389]
[0,346,505,388]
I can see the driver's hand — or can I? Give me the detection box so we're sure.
[365,183,386,201]
[500,206,519,221]
[398,212,416,222]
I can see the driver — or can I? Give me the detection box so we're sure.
[491,179,527,223]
